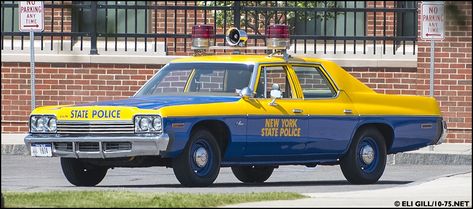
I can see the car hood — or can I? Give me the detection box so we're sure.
[74,95,241,109]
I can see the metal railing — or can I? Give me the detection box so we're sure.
[1,1,418,55]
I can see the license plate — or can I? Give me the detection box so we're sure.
[31,143,52,157]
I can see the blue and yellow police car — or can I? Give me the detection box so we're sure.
[25,24,446,187]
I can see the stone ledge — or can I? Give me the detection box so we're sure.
[1,53,416,68]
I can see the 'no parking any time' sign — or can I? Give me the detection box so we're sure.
[421,1,445,40]
[19,1,44,32]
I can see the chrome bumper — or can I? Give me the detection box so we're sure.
[24,134,169,158]
[433,120,447,145]
[438,120,447,144]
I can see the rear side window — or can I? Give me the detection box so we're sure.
[293,66,336,98]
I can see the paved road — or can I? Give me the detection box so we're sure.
[1,155,471,193]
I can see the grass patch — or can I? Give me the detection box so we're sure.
[2,190,305,208]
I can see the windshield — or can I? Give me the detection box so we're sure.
[134,63,254,97]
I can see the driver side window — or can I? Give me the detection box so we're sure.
[256,66,294,99]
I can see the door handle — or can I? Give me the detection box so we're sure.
[344,109,353,114]
[293,109,303,113]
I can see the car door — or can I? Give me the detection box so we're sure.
[244,64,310,162]
[289,64,359,160]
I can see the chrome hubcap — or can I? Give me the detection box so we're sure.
[194,147,208,168]
[361,145,375,165]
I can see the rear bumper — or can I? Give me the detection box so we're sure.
[432,120,447,145]
[24,134,169,158]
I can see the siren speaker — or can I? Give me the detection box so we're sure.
[226,28,248,46]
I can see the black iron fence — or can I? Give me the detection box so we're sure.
[1,1,418,55]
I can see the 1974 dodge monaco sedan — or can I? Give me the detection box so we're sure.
[25,25,446,187]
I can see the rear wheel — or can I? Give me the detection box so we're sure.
[172,129,221,187]
[340,128,387,184]
[231,166,274,183]
[60,158,108,186]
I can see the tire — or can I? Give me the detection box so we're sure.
[231,166,274,183]
[60,158,108,186]
[340,128,387,184]
[172,129,221,187]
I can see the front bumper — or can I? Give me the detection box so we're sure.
[24,134,169,158]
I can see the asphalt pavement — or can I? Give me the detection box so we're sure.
[1,155,471,194]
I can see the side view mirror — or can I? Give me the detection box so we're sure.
[239,87,254,99]
[269,84,282,106]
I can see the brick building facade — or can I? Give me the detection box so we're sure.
[1,1,471,143]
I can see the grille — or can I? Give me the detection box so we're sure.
[78,142,99,152]
[104,142,132,152]
[57,121,134,135]
[53,142,132,153]
[54,142,73,152]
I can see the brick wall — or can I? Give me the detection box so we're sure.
[416,1,472,143]
[1,63,161,132]
[346,67,418,95]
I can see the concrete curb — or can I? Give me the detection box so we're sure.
[1,144,29,156]
[2,144,471,165]
[387,152,472,165]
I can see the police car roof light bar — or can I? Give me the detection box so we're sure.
[191,24,291,56]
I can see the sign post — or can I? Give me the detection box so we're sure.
[19,1,44,111]
[421,1,445,97]
[421,1,445,151]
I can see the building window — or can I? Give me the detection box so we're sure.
[294,1,365,37]
[396,1,417,37]
[1,1,19,32]
[72,1,148,34]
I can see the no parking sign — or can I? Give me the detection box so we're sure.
[19,1,44,32]
[421,1,445,40]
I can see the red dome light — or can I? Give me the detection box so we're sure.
[265,24,290,49]
[192,24,214,39]
[266,24,289,39]
[192,24,214,50]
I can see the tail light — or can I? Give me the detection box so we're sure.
[192,24,214,50]
[265,24,290,49]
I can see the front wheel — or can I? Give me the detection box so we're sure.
[231,166,274,183]
[340,128,387,184]
[60,158,108,186]
[172,129,221,187]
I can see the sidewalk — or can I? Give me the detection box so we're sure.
[387,143,471,165]
[225,172,472,208]
[1,133,471,165]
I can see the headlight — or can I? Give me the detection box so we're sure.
[139,117,151,131]
[134,115,162,133]
[30,115,57,133]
